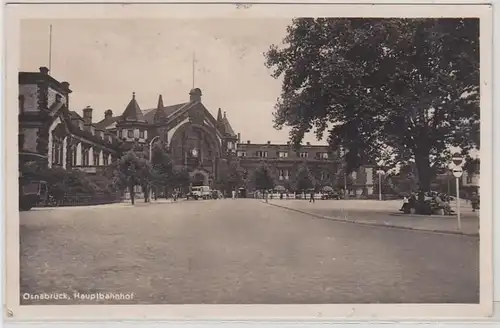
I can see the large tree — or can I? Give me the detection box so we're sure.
[113,150,152,205]
[294,163,316,192]
[150,143,174,199]
[264,18,480,192]
[252,163,276,192]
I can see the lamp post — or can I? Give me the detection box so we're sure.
[148,136,160,201]
[376,169,385,201]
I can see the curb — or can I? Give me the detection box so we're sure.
[263,202,479,237]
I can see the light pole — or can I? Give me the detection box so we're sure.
[376,169,385,201]
[148,136,160,201]
[149,136,160,162]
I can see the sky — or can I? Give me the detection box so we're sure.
[20,19,328,145]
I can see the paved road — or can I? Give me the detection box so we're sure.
[20,199,479,305]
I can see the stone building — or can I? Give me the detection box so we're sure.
[18,67,376,196]
[18,67,121,174]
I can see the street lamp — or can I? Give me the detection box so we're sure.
[149,136,161,161]
[376,169,385,201]
[148,136,160,202]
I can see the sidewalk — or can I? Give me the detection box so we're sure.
[264,199,479,236]
[31,198,186,211]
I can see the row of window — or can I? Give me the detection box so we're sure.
[118,129,146,139]
[52,141,112,167]
[237,151,329,159]
[277,169,330,180]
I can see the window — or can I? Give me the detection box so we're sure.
[237,151,247,157]
[94,150,99,166]
[299,152,308,158]
[127,130,134,138]
[321,171,330,180]
[72,145,77,166]
[82,149,89,166]
[466,173,473,184]
[278,151,288,158]
[118,130,122,138]
[227,141,233,149]
[278,169,289,180]
[256,151,268,158]
[103,154,109,166]
[139,130,145,138]
[318,152,329,159]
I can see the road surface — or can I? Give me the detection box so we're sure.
[19,199,479,304]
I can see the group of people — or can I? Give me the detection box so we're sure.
[400,190,480,214]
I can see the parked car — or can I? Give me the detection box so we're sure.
[321,191,341,200]
[187,186,211,200]
[19,178,48,211]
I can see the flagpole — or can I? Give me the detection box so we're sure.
[48,24,53,75]
[192,52,195,89]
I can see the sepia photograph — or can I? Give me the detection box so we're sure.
[4,2,493,320]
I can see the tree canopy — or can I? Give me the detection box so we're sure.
[113,150,152,204]
[252,163,276,191]
[265,18,480,191]
[294,163,316,191]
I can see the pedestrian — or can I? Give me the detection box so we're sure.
[471,192,479,212]
[400,195,409,212]
[309,190,315,203]
[232,189,236,199]
[280,192,283,200]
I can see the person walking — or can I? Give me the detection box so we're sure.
[471,192,479,212]
[309,190,315,203]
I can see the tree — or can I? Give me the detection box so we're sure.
[150,143,174,199]
[170,167,191,193]
[217,158,245,194]
[251,163,276,192]
[113,150,152,205]
[294,163,316,192]
[264,18,479,194]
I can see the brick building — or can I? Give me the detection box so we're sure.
[18,67,376,196]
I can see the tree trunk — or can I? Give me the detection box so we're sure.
[143,185,149,203]
[129,184,135,205]
[414,150,432,192]
[414,150,432,215]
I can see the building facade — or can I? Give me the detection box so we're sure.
[19,67,376,196]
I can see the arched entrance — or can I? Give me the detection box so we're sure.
[190,169,209,187]
[169,122,222,183]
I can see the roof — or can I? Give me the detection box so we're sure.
[142,103,189,123]
[95,116,121,129]
[121,92,146,122]
[222,116,236,136]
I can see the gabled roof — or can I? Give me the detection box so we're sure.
[121,92,146,122]
[142,103,189,124]
[221,113,236,137]
[95,116,121,129]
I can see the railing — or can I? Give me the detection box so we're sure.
[36,193,123,207]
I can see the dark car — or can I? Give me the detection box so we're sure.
[321,191,341,200]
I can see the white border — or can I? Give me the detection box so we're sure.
[2,1,495,323]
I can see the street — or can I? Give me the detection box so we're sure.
[20,199,479,305]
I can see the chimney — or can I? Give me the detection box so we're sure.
[60,81,70,90]
[287,141,290,145]
[104,109,113,119]
[39,67,49,75]
[267,141,271,144]
[306,142,310,146]
[83,106,93,125]
[223,111,227,119]
[189,88,202,102]
[247,140,251,144]
[237,133,241,143]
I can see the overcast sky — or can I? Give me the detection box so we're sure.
[20,19,327,145]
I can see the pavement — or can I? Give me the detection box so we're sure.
[20,198,479,305]
[263,199,479,236]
